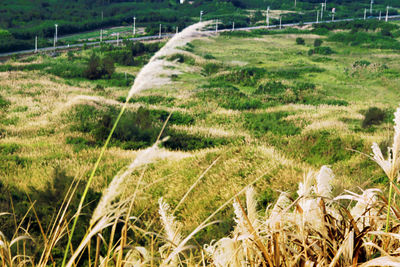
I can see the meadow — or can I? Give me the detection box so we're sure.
[1,20,400,265]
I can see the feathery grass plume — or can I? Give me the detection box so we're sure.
[335,189,381,228]
[297,171,314,198]
[127,21,210,99]
[124,246,150,266]
[62,22,210,266]
[371,106,400,231]
[361,255,400,266]
[315,165,334,199]
[204,238,243,267]
[246,186,259,230]
[91,140,167,224]
[233,200,250,239]
[158,197,182,266]
[266,192,291,229]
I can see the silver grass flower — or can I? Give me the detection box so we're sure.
[267,192,291,228]
[91,141,165,224]
[246,186,259,230]
[127,22,209,99]
[158,198,182,266]
[371,106,400,182]
[315,166,334,199]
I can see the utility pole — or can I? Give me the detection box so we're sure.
[386,6,389,22]
[364,8,367,20]
[200,10,203,22]
[100,29,103,42]
[266,7,270,27]
[321,4,324,20]
[232,21,235,31]
[133,17,136,36]
[317,10,319,23]
[370,0,374,14]
[379,11,382,20]
[279,16,282,29]
[35,36,38,53]
[55,24,58,44]
[159,24,161,38]
[215,19,218,33]
[176,26,178,34]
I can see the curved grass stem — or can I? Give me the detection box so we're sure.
[61,102,128,267]
[385,182,394,232]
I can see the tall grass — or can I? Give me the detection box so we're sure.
[3,21,400,266]
[61,21,211,267]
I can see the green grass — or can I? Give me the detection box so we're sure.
[2,24,400,265]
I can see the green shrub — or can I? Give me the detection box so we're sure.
[93,84,105,91]
[353,60,371,68]
[255,81,287,95]
[314,39,323,47]
[1,116,19,126]
[83,53,115,80]
[118,95,175,105]
[106,49,135,66]
[66,136,95,152]
[167,53,195,65]
[197,85,263,110]
[296,37,305,45]
[0,143,21,155]
[296,131,364,166]
[163,130,230,151]
[203,53,216,60]
[202,63,222,76]
[328,31,400,50]
[308,46,334,56]
[362,107,386,128]
[266,66,325,79]
[243,112,300,136]
[215,67,266,86]
[69,104,199,150]
[0,95,10,111]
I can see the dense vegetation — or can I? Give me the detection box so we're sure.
[1,19,400,265]
[1,0,400,52]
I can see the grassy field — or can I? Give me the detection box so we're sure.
[1,21,400,265]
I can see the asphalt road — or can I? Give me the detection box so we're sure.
[1,15,400,58]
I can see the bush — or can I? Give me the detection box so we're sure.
[296,37,305,45]
[314,39,323,47]
[308,46,334,56]
[83,53,115,80]
[353,60,371,68]
[243,112,300,136]
[255,81,287,95]
[197,85,263,110]
[163,130,230,151]
[203,53,216,60]
[362,107,386,128]
[215,67,266,86]
[297,131,363,166]
[202,63,221,76]
[167,53,195,65]
[0,95,10,111]
[266,66,325,79]
[69,104,200,150]
[118,95,175,105]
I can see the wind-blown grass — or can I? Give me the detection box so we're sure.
[61,21,211,267]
